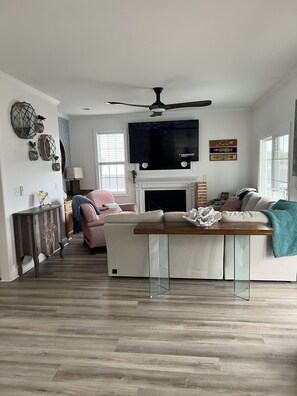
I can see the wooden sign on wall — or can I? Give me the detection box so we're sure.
[209,139,237,161]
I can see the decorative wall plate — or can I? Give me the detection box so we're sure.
[10,102,37,139]
[38,134,56,161]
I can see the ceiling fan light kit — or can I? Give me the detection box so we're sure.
[106,87,212,117]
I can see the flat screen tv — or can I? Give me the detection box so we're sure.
[128,119,199,170]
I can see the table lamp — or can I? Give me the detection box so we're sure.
[67,167,83,195]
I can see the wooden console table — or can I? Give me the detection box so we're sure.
[13,204,64,278]
[134,222,273,300]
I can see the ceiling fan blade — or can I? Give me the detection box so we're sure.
[106,88,212,114]
[164,100,212,110]
[105,101,149,108]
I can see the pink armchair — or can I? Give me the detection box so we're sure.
[80,189,137,253]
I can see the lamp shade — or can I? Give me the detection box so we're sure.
[66,167,83,179]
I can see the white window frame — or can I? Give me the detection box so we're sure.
[95,131,127,195]
[259,132,289,200]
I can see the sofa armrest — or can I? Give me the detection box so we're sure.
[80,203,99,223]
[119,203,138,212]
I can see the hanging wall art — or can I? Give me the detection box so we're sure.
[10,101,37,139]
[209,139,238,161]
[38,134,56,161]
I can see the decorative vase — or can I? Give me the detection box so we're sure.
[35,115,46,134]
[35,121,44,134]
[52,162,60,171]
[29,150,39,161]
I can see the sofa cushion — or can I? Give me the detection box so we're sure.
[254,197,275,211]
[220,210,269,223]
[220,198,242,211]
[104,210,164,223]
[164,211,189,223]
[241,192,262,211]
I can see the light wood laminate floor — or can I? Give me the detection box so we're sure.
[0,234,297,395]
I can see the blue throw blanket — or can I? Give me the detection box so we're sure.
[72,195,100,234]
[262,199,297,258]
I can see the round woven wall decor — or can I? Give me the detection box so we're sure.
[10,101,37,139]
[38,134,56,161]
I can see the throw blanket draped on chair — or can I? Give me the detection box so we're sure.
[72,195,100,234]
[262,199,297,258]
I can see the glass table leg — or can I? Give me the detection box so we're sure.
[234,235,250,300]
[148,234,170,298]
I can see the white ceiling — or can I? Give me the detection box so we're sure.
[1,0,297,116]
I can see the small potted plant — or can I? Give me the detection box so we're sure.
[35,115,46,133]
[28,141,38,161]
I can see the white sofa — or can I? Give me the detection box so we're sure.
[104,192,297,282]
[104,211,224,279]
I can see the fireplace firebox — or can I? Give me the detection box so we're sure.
[145,190,186,212]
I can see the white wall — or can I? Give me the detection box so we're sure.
[0,75,64,281]
[251,70,297,201]
[69,108,252,203]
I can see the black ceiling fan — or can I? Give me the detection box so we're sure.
[105,87,212,117]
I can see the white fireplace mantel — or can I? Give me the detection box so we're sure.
[135,178,197,213]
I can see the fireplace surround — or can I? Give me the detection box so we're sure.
[135,178,197,213]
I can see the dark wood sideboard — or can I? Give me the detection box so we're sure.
[13,204,64,277]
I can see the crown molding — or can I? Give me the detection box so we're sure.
[0,70,60,105]
[58,112,69,120]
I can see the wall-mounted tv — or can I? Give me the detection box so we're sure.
[128,119,199,170]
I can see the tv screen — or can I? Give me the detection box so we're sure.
[128,120,199,167]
